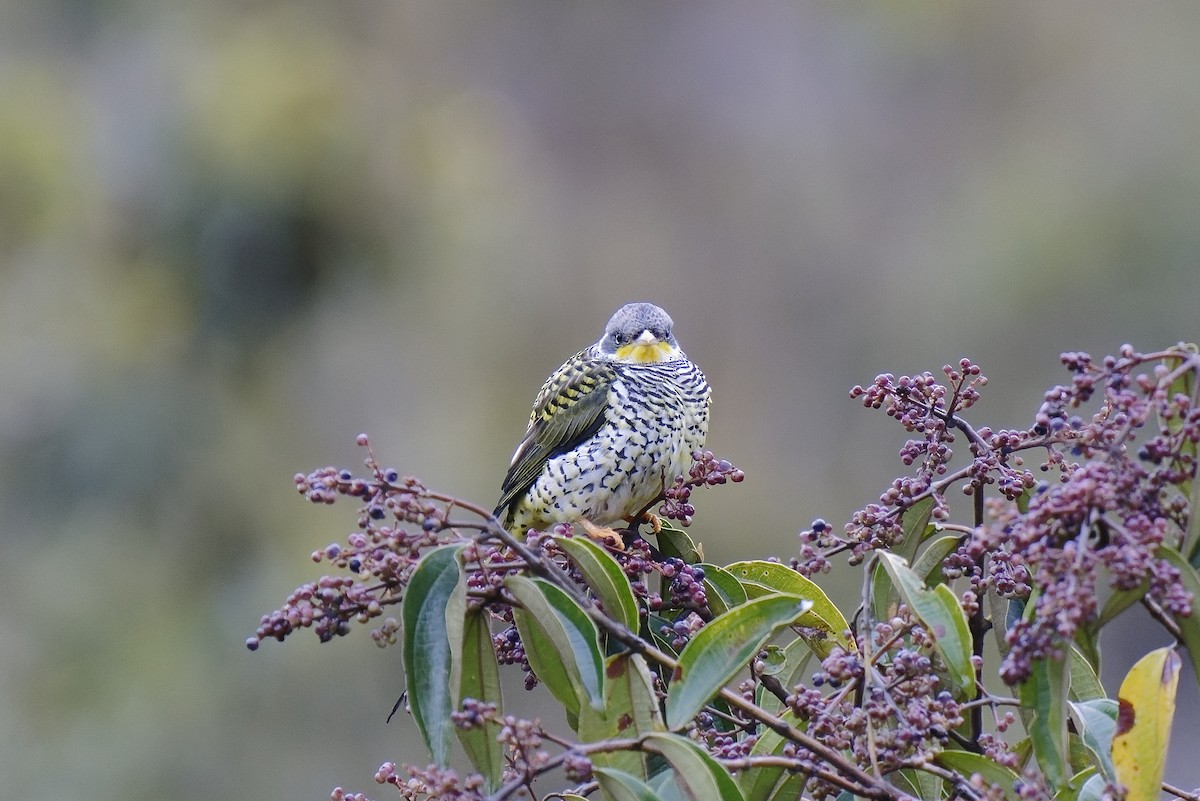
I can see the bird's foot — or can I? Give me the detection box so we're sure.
[578,519,625,550]
[623,511,663,534]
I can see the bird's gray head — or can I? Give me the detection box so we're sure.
[597,302,683,363]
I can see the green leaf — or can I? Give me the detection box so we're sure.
[699,562,748,616]
[877,552,974,695]
[657,522,703,564]
[761,774,805,801]
[579,653,664,778]
[738,709,805,801]
[933,750,1019,800]
[1019,653,1070,788]
[1069,699,1117,782]
[401,545,465,767]
[754,638,812,716]
[870,559,896,624]
[889,769,941,801]
[647,611,682,660]
[1072,624,1100,675]
[665,593,812,730]
[1155,545,1200,689]
[453,607,503,791]
[506,575,606,715]
[1067,645,1105,702]
[1051,768,1100,801]
[1185,467,1200,568]
[556,534,641,633]
[895,495,936,565]
[1096,578,1147,628]
[1160,345,1200,563]
[725,560,854,656]
[912,533,964,585]
[642,732,746,801]
[986,587,1011,657]
[1075,773,1106,801]
[595,767,662,801]
[1112,647,1181,801]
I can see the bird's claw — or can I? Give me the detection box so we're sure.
[578,519,625,550]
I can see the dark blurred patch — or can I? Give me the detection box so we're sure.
[193,199,323,347]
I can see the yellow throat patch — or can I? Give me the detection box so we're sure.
[615,340,674,364]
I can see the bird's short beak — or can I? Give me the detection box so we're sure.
[616,329,673,363]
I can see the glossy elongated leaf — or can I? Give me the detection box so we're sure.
[870,559,896,624]
[761,774,805,801]
[933,750,1019,800]
[579,653,663,777]
[738,709,804,801]
[890,769,941,801]
[1067,645,1105,702]
[1180,474,1200,568]
[725,560,853,655]
[1020,654,1070,788]
[896,495,936,565]
[699,562,748,616]
[1074,773,1106,801]
[1155,545,1200,685]
[1055,769,1101,801]
[555,534,640,633]
[649,769,690,801]
[911,533,964,585]
[1096,579,1147,628]
[1186,468,1200,567]
[595,767,662,801]
[1160,346,1200,563]
[1112,646,1181,801]
[987,587,1011,656]
[506,575,606,715]
[657,522,703,564]
[1069,699,1117,781]
[642,732,746,801]
[401,545,465,766]
[877,552,974,695]
[666,593,812,730]
[453,607,503,791]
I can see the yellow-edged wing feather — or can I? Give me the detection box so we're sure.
[494,352,616,522]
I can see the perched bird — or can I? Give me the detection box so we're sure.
[494,302,711,542]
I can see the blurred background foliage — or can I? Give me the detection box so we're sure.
[3,2,1199,799]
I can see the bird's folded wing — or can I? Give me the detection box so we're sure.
[494,353,616,517]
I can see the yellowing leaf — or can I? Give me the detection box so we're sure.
[724,560,854,655]
[1111,646,1181,801]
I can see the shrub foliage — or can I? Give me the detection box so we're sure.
[251,344,1200,801]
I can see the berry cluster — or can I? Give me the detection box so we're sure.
[250,437,743,654]
[661,450,744,525]
[660,558,709,613]
[802,359,1035,567]
[815,348,1198,689]
[967,348,1199,682]
[785,616,964,796]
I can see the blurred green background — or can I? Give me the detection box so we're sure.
[3,2,1199,799]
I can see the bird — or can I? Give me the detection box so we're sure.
[493,302,711,544]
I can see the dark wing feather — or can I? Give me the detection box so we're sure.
[494,353,616,519]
